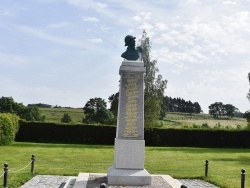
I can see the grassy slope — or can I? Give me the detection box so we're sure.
[40,108,248,129]
[1,143,249,188]
[39,108,84,124]
[161,112,248,129]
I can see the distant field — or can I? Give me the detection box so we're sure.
[39,108,84,124]
[161,112,248,129]
[40,108,248,129]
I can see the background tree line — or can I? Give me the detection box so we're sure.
[208,102,238,118]
[161,96,202,115]
[0,96,45,121]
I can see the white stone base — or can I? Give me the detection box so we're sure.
[114,138,145,169]
[107,166,151,186]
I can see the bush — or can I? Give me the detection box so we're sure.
[61,113,72,123]
[0,113,19,145]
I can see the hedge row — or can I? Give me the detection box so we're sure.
[0,113,19,145]
[16,122,250,148]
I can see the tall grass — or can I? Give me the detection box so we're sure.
[0,143,249,188]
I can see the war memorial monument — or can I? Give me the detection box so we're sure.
[61,35,183,188]
[107,35,151,185]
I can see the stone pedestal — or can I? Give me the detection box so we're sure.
[107,60,151,186]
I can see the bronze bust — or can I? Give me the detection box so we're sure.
[121,35,142,61]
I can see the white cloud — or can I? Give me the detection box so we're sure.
[82,16,99,22]
[222,0,237,5]
[131,15,141,22]
[88,38,103,44]
[14,24,88,49]
[100,25,110,31]
[155,22,168,31]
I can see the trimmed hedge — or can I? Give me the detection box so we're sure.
[0,113,19,145]
[16,122,116,145]
[145,128,250,148]
[16,122,250,148]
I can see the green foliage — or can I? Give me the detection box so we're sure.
[160,96,169,120]
[108,92,119,118]
[83,97,115,125]
[0,96,45,121]
[16,122,116,144]
[16,121,250,148]
[20,106,46,121]
[61,113,72,123]
[243,111,250,128]
[140,30,167,127]
[166,96,202,114]
[208,102,238,118]
[0,113,19,145]
[28,103,52,108]
[247,73,250,102]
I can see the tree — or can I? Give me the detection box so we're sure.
[245,73,250,124]
[108,92,119,118]
[160,96,170,120]
[243,111,250,124]
[0,96,45,121]
[61,113,72,123]
[194,102,202,113]
[223,104,238,118]
[0,97,23,113]
[208,102,238,118]
[140,30,167,127]
[21,106,46,121]
[83,97,115,124]
[247,73,250,102]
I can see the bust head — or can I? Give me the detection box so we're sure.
[124,35,136,48]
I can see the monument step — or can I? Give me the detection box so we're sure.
[63,173,183,188]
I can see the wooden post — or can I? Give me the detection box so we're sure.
[3,163,8,188]
[31,155,35,174]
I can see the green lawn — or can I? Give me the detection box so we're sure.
[0,143,249,188]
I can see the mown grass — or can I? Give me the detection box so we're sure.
[0,142,249,188]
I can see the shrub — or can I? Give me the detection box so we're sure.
[0,113,19,145]
[201,123,210,128]
[61,113,72,123]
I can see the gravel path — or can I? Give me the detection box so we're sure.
[20,175,220,188]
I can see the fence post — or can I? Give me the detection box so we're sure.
[4,163,8,188]
[31,155,35,174]
[205,160,209,177]
[241,169,246,188]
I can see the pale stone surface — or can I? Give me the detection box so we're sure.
[114,139,145,169]
[116,60,145,140]
[107,60,151,186]
[73,173,89,188]
[107,167,151,186]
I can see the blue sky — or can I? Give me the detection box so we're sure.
[0,0,250,113]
